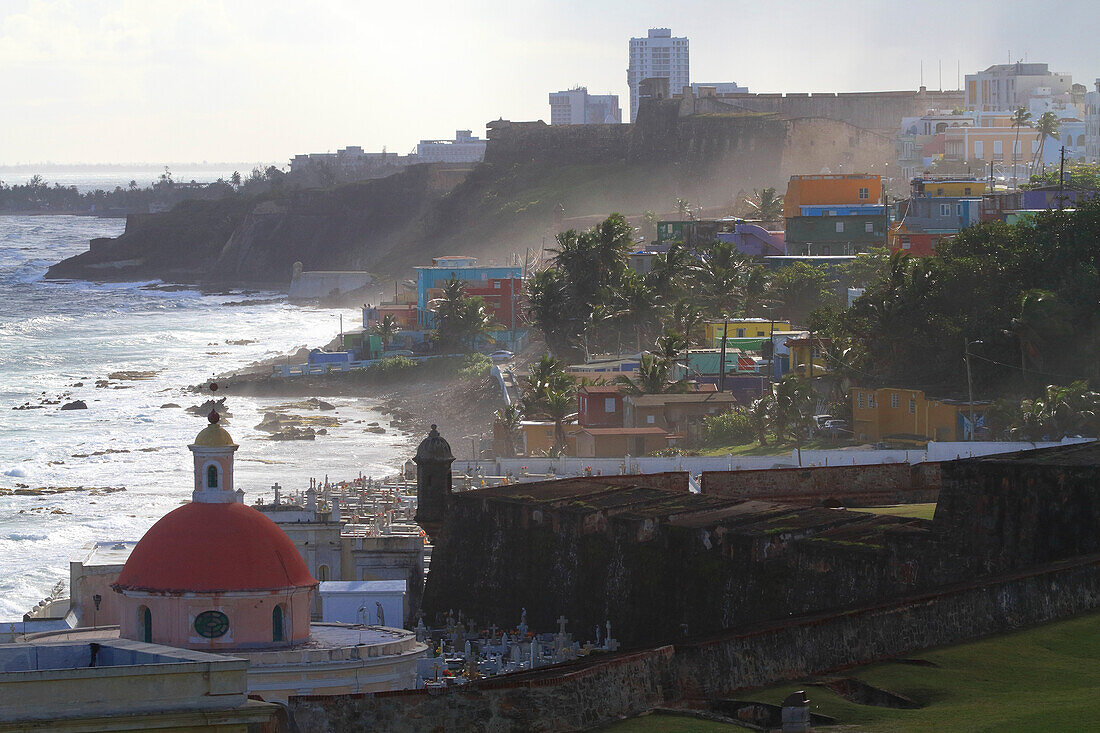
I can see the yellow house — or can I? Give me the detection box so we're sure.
[705,318,792,343]
[851,387,988,442]
[786,336,831,378]
[519,421,579,455]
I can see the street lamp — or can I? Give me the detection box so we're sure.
[761,304,776,383]
[965,339,983,441]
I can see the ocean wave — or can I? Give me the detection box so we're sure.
[2,467,27,477]
[4,532,48,541]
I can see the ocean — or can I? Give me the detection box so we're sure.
[0,215,410,619]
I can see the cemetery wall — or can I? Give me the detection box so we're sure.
[700,462,941,506]
[287,554,1100,732]
[287,645,674,733]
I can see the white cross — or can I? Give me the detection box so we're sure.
[557,615,568,635]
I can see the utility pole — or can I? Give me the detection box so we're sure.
[717,316,729,393]
[965,339,982,441]
[1058,146,1066,210]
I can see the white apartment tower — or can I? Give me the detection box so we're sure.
[627,28,689,122]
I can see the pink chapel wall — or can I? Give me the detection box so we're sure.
[118,586,312,651]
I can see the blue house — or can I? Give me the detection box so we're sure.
[414,256,522,328]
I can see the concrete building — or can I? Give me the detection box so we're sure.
[964,62,1074,113]
[851,386,988,442]
[414,256,522,328]
[549,87,622,125]
[690,81,749,96]
[415,130,487,164]
[1085,80,1100,162]
[628,28,689,122]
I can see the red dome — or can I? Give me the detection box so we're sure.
[114,502,316,593]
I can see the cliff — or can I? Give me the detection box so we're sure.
[48,108,894,286]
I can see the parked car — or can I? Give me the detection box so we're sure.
[489,350,514,363]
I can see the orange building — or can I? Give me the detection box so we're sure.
[851,387,988,442]
[783,174,882,219]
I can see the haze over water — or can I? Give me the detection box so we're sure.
[0,215,410,619]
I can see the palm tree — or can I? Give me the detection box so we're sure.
[1010,107,1032,190]
[1031,111,1060,173]
[543,388,576,452]
[675,197,691,220]
[771,377,816,444]
[642,209,659,240]
[371,314,400,350]
[748,395,772,446]
[667,300,705,348]
[746,187,784,222]
[494,403,523,456]
[615,353,686,394]
[612,270,662,351]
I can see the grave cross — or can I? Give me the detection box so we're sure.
[489,623,499,639]
[556,615,568,636]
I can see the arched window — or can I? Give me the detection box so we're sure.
[317,565,330,582]
[140,606,152,643]
[1078,135,1086,147]
[207,464,219,489]
[272,605,285,642]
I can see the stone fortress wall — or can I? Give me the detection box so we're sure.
[288,553,1100,732]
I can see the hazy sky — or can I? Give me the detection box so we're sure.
[3,0,1097,165]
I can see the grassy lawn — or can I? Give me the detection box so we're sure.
[602,713,739,732]
[850,503,938,521]
[699,438,864,457]
[604,611,1100,732]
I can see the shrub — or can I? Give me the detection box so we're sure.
[703,409,755,446]
[458,353,492,380]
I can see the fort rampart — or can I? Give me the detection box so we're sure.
[288,553,1100,732]
[700,462,941,506]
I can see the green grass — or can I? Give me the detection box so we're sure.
[602,713,737,732]
[850,503,938,521]
[611,611,1100,732]
[699,438,862,457]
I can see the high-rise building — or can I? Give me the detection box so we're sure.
[1085,79,1100,163]
[627,28,689,122]
[964,63,1073,112]
[548,87,622,125]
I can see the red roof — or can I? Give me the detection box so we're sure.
[114,502,316,594]
[579,385,624,394]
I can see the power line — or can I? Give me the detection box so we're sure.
[969,352,1094,382]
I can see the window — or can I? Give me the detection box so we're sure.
[736,328,745,337]
[964,187,972,195]
[858,187,869,200]
[194,610,229,639]
[206,464,218,489]
[939,203,951,216]
[836,222,845,233]
[604,397,617,413]
[493,281,501,289]
[993,140,1003,155]
[317,565,330,581]
[756,331,765,337]
[901,236,911,249]
[891,393,899,409]
[273,605,285,642]
[956,203,963,217]
[857,393,866,409]
[646,415,655,424]
[864,222,874,233]
[974,140,984,157]
[1031,140,1039,154]
[140,606,152,644]
[909,399,917,414]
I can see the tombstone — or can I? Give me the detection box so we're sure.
[375,601,385,626]
[415,617,428,643]
[517,608,529,638]
[781,691,811,733]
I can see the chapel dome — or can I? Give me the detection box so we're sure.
[193,410,236,448]
[414,424,454,463]
[113,501,316,594]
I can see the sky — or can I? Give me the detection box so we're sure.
[2,0,1098,165]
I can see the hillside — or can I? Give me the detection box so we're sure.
[47,104,893,285]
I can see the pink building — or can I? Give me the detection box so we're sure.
[113,411,316,651]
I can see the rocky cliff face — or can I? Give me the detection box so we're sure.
[49,108,899,286]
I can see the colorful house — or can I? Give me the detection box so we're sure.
[705,319,792,344]
[785,336,831,378]
[782,174,882,219]
[414,256,522,328]
[578,385,625,428]
[784,206,888,255]
[623,392,739,442]
[573,427,675,458]
[851,387,988,442]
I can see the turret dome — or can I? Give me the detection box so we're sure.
[415,424,454,463]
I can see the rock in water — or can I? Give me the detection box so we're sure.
[60,400,88,411]
[160,403,181,409]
